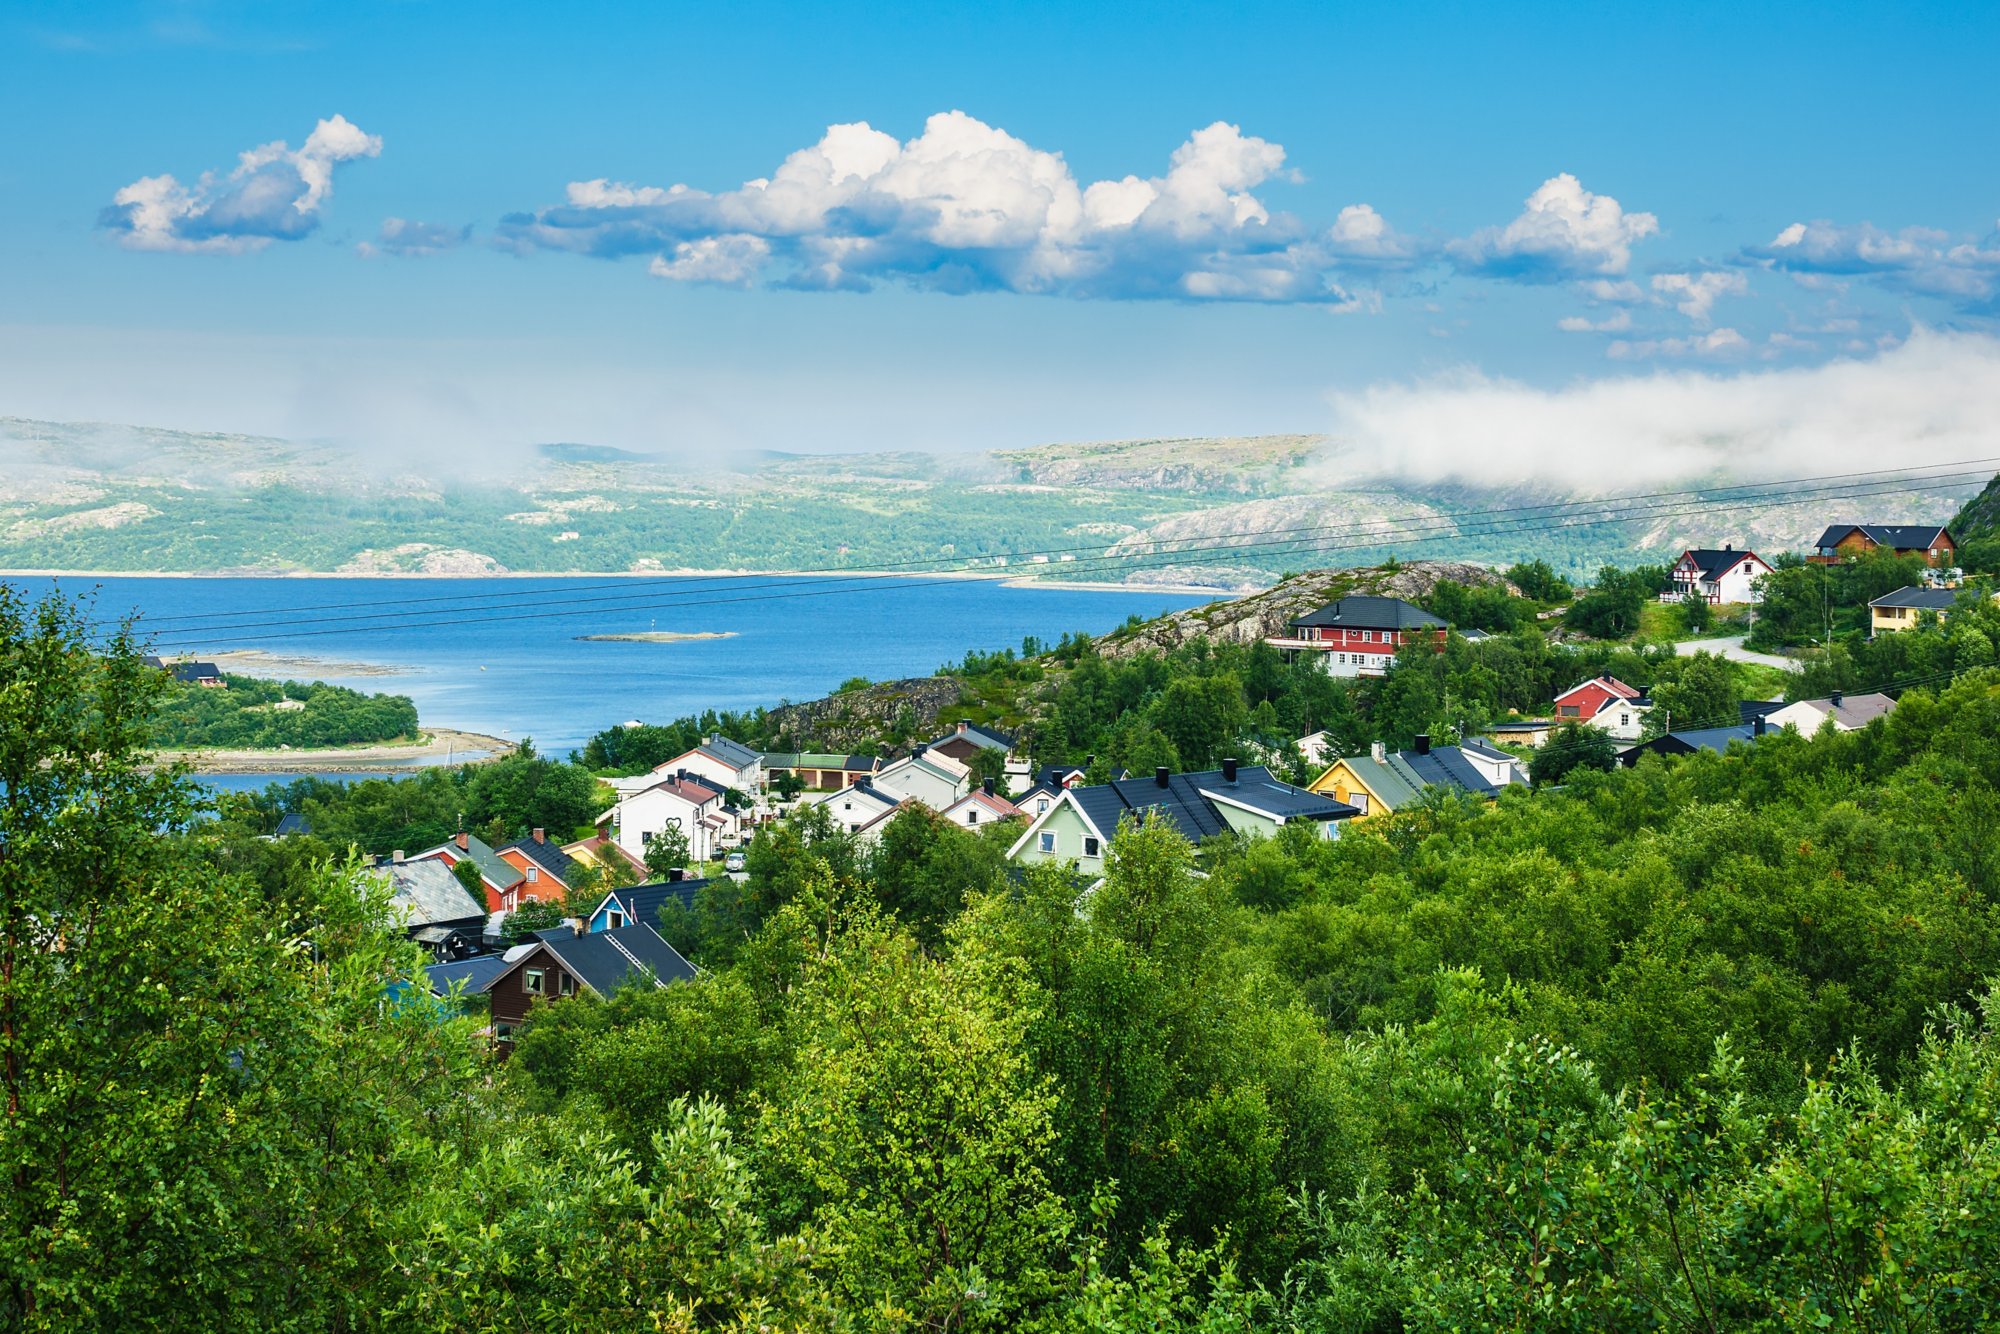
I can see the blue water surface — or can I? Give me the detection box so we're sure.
[13,574,1211,756]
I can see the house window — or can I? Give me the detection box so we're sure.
[560,974,577,997]
[608,911,625,930]
[1619,714,1630,726]
[523,894,538,905]
[1559,705,1579,718]
[1083,836,1101,857]
[527,866,539,883]
[1039,831,1057,854]
[525,968,545,996]
[966,809,978,824]
[1037,798,1050,813]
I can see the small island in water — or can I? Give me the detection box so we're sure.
[576,630,739,643]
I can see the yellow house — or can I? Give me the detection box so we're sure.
[1867,585,1957,634]
[1307,738,1523,819]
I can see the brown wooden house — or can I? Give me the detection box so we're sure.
[485,922,696,1046]
[1810,524,1957,566]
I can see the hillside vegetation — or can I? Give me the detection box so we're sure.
[3,416,1977,586]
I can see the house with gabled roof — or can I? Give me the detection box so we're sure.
[1666,545,1773,604]
[1811,524,1957,566]
[1308,735,1520,819]
[584,877,710,934]
[597,770,733,867]
[758,751,881,791]
[940,784,1023,833]
[1552,675,1653,740]
[1619,718,1771,765]
[495,828,579,904]
[1265,595,1449,678]
[409,832,526,914]
[804,778,905,835]
[485,922,697,1046]
[873,745,972,808]
[562,833,648,883]
[1008,760,1357,879]
[376,857,490,961]
[926,718,1016,766]
[1762,690,1895,734]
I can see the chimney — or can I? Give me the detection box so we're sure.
[1155,766,1171,789]
[1753,714,1767,737]
[1414,733,1431,755]
[1830,690,1843,708]
[958,719,970,735]
[668,867,685,882]
[391,850,404,865]
[532,827,545,845]
[1370,741,1387,763]
[1221,757,1239,783]
[1724,542,1733,551]
[982,777,995,796]
[454,831,469,852]
[914,742,928,756]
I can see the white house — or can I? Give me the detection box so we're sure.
[1763,691,1895,734]
[805,780,904,835]
[1552,675,1653,741]
[939,787,1023,833]
[1457,737,1529,788]
[617,735,763,801]
[1665,546,1774,605]
[1296,730,1336,768]
[872,746,972,809]
[598,773,732,866]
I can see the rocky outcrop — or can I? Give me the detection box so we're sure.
[1095,560,1511,658]
[1954,473,2000,541]
[764,676,965,752]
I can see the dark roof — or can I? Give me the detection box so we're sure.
[1815,524,1955,552]
[760,752,880,771]
[541,923,697,996]
[1739,699,1786,726]
[1293,595,1448,632]
[499,834,581,884]
[274,811,312,837]
[593,877,712,929]
[1868,585,1959,611]
[930,720,1016,752]
[170,660,223,682]
[697,735,762,771]
[1621,725,1760,763]
[1068,765,1355,843]
[1678,548,1761,579]
[421,955,509,996]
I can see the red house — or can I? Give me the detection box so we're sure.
[1552,675,1652,740]
[1265,595,1450,678]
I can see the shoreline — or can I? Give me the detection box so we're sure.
[1,566,1239,598]
[157,727,516,774]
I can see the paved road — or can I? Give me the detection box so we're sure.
[1675,637,1796,670]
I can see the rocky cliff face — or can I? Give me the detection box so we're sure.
[1954,473,2000,541]
[764,676,965,753]
[1094,560,1510,658]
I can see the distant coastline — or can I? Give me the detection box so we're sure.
[0,566,1238,597]
[577,630,738,643]
[157,727,515,775]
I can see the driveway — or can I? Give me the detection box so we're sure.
[1675,637,1796,670]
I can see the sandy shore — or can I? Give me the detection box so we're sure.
[575,630,739,643]
[158,727,516,774]
[209,648,410,678]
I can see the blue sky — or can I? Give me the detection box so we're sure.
[2,0,1996,468]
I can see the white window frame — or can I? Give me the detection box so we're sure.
[1039,831,1057,854]
[525,967,545,996]
[607,910,625,930]
[526,865,539,883]
[1083,836,1100,858]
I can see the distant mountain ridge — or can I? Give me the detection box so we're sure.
[0,416,1981,588]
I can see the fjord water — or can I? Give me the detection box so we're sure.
[18,575,1210,756]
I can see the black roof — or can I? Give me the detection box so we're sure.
[1068,765,1355,843]
[599,877,711,927]
[1678,548,1760,579]
[1292,595,1447,632]
[541,923,697,995]
[421,955,509,996]
[1868,585,1958,611]
[1739,700,1785,726]
[170,661,222,682]
[498,834,581,885]
[1620,725,1761,764]
[1814,524,1954,552]
[274,811,312,837]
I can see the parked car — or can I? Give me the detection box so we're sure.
[723,851,746,873]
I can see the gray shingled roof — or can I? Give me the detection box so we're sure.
[698,735,761,771]
[380,859,488,929]
[1868,585,1959,611]
[1293,595,1448,631]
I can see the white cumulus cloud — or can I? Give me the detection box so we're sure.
[102,114,381,252]
[359,217,471,258]
[499,111,1366,302]
[1743,218,2000,304]
[1449,173,1659,281]
[1652,270,1750,323]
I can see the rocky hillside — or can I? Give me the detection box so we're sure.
[1093,559,1510,658]
[1954,473,2000,541]
[764,676,966,753]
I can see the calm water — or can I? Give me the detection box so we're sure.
[13,574,1210,757]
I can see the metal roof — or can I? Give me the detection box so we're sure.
[1868,585,1959,610]
[1815,524,1954,551]
[1292,595,1448,631]
[379,859,488,929]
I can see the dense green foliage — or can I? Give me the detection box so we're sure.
[18,580,2000,1328]
[149,671,419,748]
